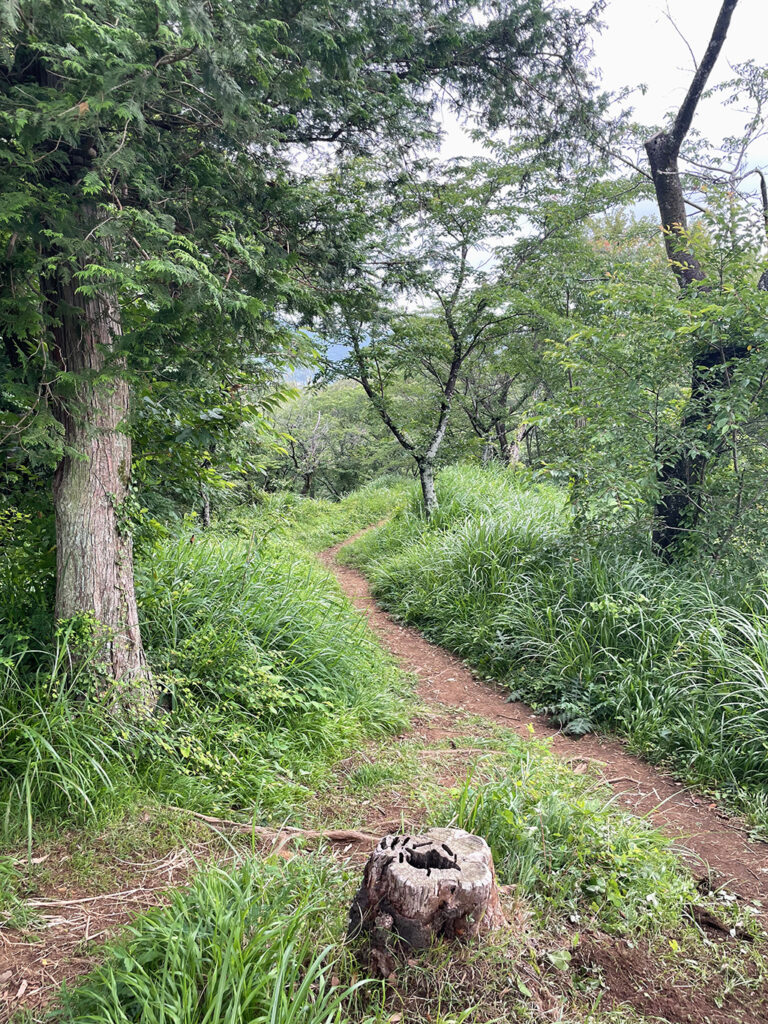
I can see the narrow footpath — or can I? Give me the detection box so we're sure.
[320,534,768,911]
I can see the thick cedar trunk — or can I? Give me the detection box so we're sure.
[52,255,149,696]
[416,458,437,518]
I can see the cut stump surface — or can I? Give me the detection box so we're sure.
[349,827,505,950]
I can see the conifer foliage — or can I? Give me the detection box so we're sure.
[0,0,600,702]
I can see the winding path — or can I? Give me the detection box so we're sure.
[320,534,768,912]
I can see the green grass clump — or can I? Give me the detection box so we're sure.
[0,854,40,929]
[440,739,695,934]
[0,484,409,845]
[346,463,768,832]
[54,855,373,1024]
[0,625,147,850]
[136,524,409,811]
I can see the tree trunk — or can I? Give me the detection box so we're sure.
[200,452,213,528]
[645,133,707,290]
[200,484,211,529]
[645,134,711,555]
[51,256,149,700]
[504,421,528,467]
[416,458,438,518]
[495,421,512,464]
[643,0,740,557]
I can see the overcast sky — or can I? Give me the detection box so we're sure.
[583,0,763,146]
[441,0,767,169]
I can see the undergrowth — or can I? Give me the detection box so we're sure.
[45,752,766,1023]
[0,482,408,846]
[345,463,768,834]
[439,738,696,935]
[53,855,375,1024]
[222,476,409,552]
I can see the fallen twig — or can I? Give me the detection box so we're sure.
[418,747,499,757]
[173,808,382,845]
[28,888,163,908]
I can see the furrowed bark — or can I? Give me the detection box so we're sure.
[51,217,150,705]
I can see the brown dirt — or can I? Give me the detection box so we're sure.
[319,534,768,912]
[574,933,768,1024]
[0,823,307,1021]
[0,845,193,1019]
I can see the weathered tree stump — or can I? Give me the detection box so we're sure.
[348,827,505,951]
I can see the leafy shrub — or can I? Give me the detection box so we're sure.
[0,506,56,652]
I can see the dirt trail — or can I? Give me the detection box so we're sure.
[320,534,768,910]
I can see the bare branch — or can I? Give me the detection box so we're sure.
[663,4,699,73]
[670,0,739,151]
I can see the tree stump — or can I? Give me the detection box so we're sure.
[348,827,505,951]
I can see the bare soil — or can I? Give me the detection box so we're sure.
[0,844,192,1017]
[573,931,768,1024]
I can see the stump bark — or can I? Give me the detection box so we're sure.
[348,827,505,950]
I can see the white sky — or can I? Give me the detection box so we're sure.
[441,0,768,167]
[586,0,764,147]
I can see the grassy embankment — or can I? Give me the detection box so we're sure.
[0,481,410,854]
[344,463,768,834]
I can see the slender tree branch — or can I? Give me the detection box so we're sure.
[670,0,739,151]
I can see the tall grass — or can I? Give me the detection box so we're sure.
[0,484,409,845]
[346,464,768,831]
[439,740,695,934]
[221,476,409,553]
[54,855,375,1024]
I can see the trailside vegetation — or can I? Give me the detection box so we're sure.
[0,0,603,706]
[345,464,768,833]
[4,1,768,1021]
[0,482,408,846]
